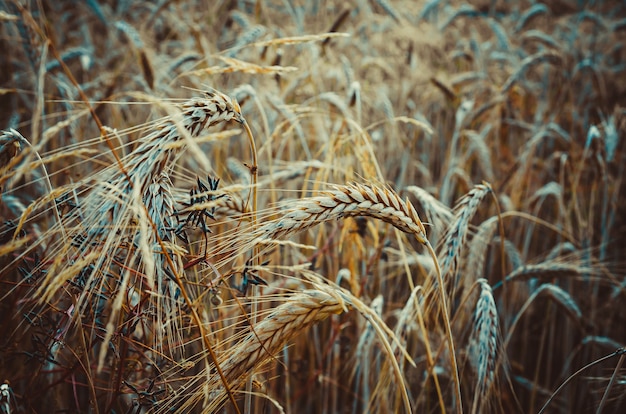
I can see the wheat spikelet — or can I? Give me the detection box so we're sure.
[144,172,177,244]
[469,278,499,414]
[223,289,346,382]
[258,182,428,244]
[140,171,184,343]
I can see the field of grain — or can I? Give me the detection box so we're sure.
[1,1,625,413]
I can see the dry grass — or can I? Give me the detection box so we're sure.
[1,0,625,413]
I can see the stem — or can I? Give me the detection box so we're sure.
[397,236,445,413]
[148,208,241,414]
[538,347,626,414]
[425,240,463,414]
[596,353,625,414]
[242,119,259,414]
[412,287,447,414]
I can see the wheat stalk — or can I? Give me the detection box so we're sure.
[353,295,384,412]
[391,285,446,412]
[213,192,251,220]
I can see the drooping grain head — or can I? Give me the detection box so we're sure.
[257,182,428,244]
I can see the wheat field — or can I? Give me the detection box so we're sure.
[0,0,625,413]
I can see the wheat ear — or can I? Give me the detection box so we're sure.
[123,91,243,188]
[470,278,499,414]
[171,288,348,412]
[223,283,413,413]
[223,289,346,383]
[440,182,493,282]
[258,182,428,243]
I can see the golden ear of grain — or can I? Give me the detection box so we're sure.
[222,289,346,382]
[189,280,413,413]
[123,91,243,187]
[258,182,428,244]
[173,289,348,412]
